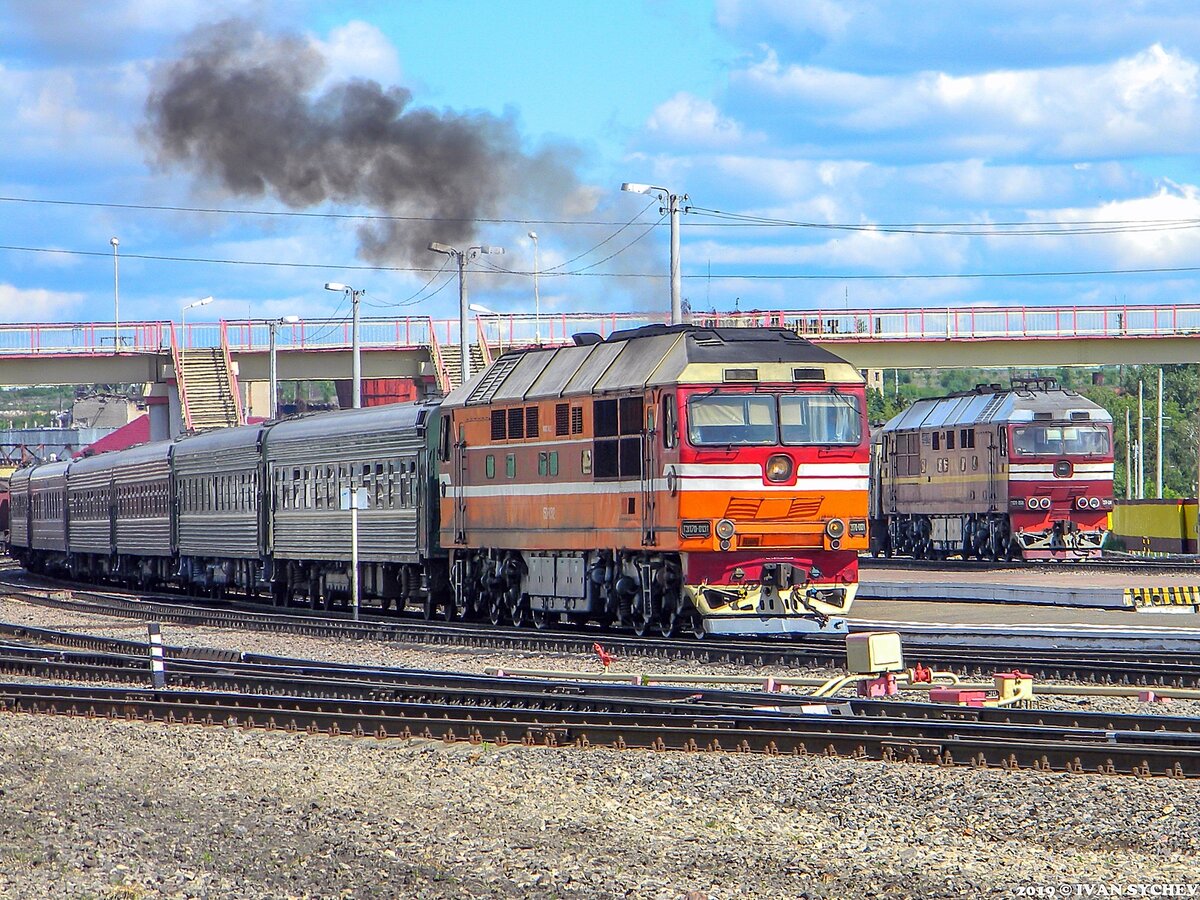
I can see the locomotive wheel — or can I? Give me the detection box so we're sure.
[686,610,706,640]
[488,597,505,626]
[423,594,437,621]
[658,604,681,638]
[510,594,530,628]
[532,608,551,630]
[632,615,653,637]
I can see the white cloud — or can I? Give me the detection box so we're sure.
[313,21,402,87]
[0,284,84,322]
[1022,184,1200,266]
[646,92,759,148]
[733,43,1200,160]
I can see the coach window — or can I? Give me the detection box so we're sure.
[439,416,452,461]
[549,451,559,476]
[946,430,955,450]
[506,453,516,478]
[999,429,1008,456]
[486,455,496,479]
[931,432,940,451]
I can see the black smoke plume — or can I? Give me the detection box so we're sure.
[145,20,582,266]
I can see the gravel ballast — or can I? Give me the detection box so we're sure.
[2,597,1200,898]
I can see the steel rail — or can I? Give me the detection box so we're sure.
[3,681,1199,778]
[6,575,1200,686]
[0,638,1198,743]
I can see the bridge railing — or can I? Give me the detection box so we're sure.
[1,303,1199,356]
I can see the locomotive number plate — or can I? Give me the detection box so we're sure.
[681,520,712,539]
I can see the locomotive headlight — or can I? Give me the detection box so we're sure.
[1026,497,1038,510]
[765,454,793,483]
[825,518,846,539]
[1076,496,1089,510]
[1039,497,1052,510]
[715,518,736,540]
[1089,496,1101,509]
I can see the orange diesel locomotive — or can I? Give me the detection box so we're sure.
[437,324,869,636]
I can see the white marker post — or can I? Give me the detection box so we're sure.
[341,484,366,621]
[147,622,165,688]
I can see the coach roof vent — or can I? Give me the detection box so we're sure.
[794,367,825,381]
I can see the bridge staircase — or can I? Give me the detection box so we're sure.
[433,343,488,392]
[173,340,244,433]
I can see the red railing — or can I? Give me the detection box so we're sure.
[1,303,1199,356]
[168,324,194,434]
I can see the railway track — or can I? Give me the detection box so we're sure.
[860,553,1200,573]
[5,569,1200,686]
[2,633,1200,778]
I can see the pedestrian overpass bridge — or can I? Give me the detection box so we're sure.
[0,301,1195,436]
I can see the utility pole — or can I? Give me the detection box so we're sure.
[1125,408,1132,500]
[323,284,363,408]
[1138,379,1145,500]
[110,237,120,352]
[621,182,688,324]
[428,243,504,380]
[1157,367,1164,499]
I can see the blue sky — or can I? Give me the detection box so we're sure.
[3,0,1200,327]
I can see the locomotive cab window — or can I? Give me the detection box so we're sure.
[661,394,678,448]
[688,395,775,446]
[1011,424,1110,456]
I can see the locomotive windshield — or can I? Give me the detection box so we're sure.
[1011,424,1110,456]
[687,393,862,447]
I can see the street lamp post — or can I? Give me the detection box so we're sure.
[621,182,688,325]
[528,231,540,343]
[324,283,363,408]
[468,302,497,353]
[180,296,214,368]
[110,237,120,352]
[428,243,504,380]
[268,315,301,420]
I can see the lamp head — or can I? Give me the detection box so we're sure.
[110,237,119,248]
[527,231,537,241]
[479,245,504,255]
[428,242,454,255]
[621,182,655,195]
[280,315,301,324]
[468,303,496,314]
[324,282,347,292]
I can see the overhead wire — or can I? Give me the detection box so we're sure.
[9,193,1200,233]
[4,241,1200,280]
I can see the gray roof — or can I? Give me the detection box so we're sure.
[884,388,1112,432]
[446,324,861,408]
